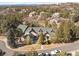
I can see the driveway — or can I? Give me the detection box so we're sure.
[0,41,15,56]
[0,36,79,55]
[38,41,79,53]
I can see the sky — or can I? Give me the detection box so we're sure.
[0,0,79,5]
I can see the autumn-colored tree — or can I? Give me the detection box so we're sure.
[51,22,57,30]
[75,26,79,39]
[25,36,32,45]
[60,9,70,18]
[55,22,64,43]
[44,20,48,27]
[37,32,44,44]
[52,20,76,43]
[63,20,76,42]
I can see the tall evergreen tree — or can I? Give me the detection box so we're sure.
[63,20,76,42]
[75,26,79,39]
[37,32,44,44]
[55,22,64,43]
[25,36,32,45]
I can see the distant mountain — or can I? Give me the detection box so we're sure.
[0,4,33,6]
[0,2,52,6]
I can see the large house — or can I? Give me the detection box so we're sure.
[17,24,55,43]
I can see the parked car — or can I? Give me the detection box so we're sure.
[38,53,46,56]
[51,49,61,56]
[45,53,51,56]
[38,53,42,56]
[38,53,51,56]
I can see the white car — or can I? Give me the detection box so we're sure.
[38,53,42,56]
[51,49,61,56]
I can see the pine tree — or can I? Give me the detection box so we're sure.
[25,36,32,45]
[55,22,64,43]
[75,26,79,39]
[44,20,48,27]
[37,32,44,44]
[51,22,57,30]
[52,20,75,43]
[63,20,71,42]
[63,20,76,42]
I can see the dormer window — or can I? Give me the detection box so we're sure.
[39,29,43,32]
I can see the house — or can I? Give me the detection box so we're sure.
[24,27,54,36]
[17,24,28,34]
[17,24,55,43]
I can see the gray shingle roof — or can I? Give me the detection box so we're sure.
[17,24,55,36]
[17,24,28,33]
[24,27,54,35]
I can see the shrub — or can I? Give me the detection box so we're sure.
[56,51,67,56]
[75,51,79,56]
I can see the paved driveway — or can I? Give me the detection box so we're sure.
[0,41,15,56]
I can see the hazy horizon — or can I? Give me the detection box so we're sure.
[0,0,79,5]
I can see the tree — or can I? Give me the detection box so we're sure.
[56,51,68,56]
[7,28,17,48]
[51,22,57,30]
[60,9,70,18]
[75,26,79,39]
[71,11,79,22]
[25,36,32,45]
[63,20,72,42]
[44,20,48,27]
[37,32,44,44]
[63,20,76,42]
[75,51,79,56]
[55,22,64,43]
[53,19,77,43]
[45,38,51,45]
[14,28,23,37]
[0,14,23,35]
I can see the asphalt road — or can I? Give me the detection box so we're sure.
[0,39,79,56]
[0,41,15,56]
